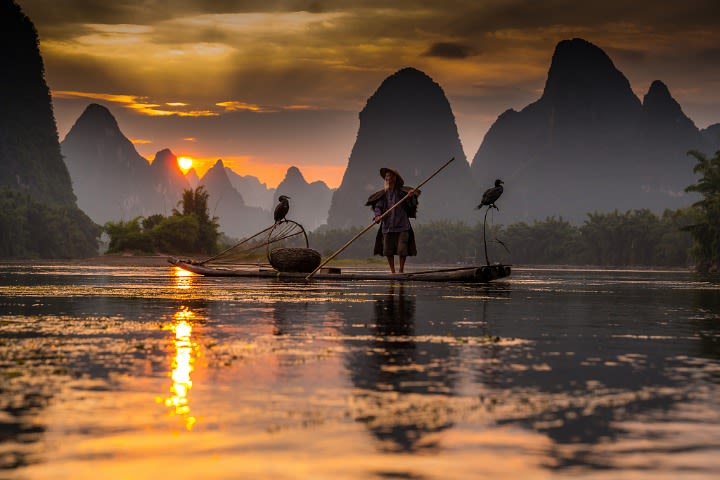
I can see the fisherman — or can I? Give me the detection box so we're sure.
[366,167,420,274]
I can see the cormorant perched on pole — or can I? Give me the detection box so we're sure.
[477,179,505,266]
[477,179,504,210]
[274,195,290,224]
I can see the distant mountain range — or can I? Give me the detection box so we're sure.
[56,39,720,238]
[224,168,276,210]
[61,105,188,221]
[470,38,720,222]
[198,159,269,238]
[60,103,333,238]
[13,0,720,259]
[274,166,333,231]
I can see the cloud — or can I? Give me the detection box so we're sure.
[216,101,278,113]
[52,90,218,117]
[23,0,720,177]
[424,42,477,59]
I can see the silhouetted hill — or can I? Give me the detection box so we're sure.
[199,160,270,238]
[0,0,77,206]
[0,0,98,258]
[200,159,246,206]
[225,168,276,210]
[274,166,333,231]
[327,67,476,228]
[148,149,190,215]
[185,168,200,188]
[700,124,720,150]
[470,38,720,222]
[61,103,162,223]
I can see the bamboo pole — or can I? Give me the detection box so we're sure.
[305,157,455,280]
[198,224,274,265]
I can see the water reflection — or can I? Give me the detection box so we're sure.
[172,266,196,290]
[346,284,456,453]
[2,265,719,478]
[162,306,198,430]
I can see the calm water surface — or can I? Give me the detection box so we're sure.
[0,264,719,479]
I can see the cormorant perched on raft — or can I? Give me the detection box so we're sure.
[477,179,504,210]
[274,195,290,223]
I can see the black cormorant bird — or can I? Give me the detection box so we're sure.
[477,179,504,210]
[274,195,290,223]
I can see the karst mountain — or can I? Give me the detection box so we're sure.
[470,38,720,222]
[0,0,98,257]
[198,160,269,238]
[327,67,476,229]
[273,166,333,231]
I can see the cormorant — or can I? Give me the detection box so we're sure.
[274,195,290,223]
[477,179,504,210]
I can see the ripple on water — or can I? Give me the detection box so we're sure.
[1,264,719,478]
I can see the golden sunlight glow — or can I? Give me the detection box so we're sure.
[173,266,193,277]
[216,100,276,112]
[172,266,196,290]
[178,156,194,172]
[51,90,219,117]
[196,156,344,189]
[162,306,197,430]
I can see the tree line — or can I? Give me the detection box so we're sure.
[0,188,99,258]
[103,186,220,255]
[685,150,720,272]
[308,209,694,267]
[99,150,720,270]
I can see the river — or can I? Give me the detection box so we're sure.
[0,263,718,479]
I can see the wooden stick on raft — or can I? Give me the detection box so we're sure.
[305,157,455,280]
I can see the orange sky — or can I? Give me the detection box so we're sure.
[18,0,720,188]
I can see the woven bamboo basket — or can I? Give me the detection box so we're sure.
[269,247,322,273]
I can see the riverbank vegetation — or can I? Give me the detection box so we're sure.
[684,149,720,272]
[308,208,694,267]
[103,186,220,255]
[101,152,720,271]
[0,188,99,258]
[102,199,694,267]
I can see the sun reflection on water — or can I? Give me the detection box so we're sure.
[163,306,198,430]
[172,266,196,290]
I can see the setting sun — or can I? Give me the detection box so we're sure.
[178,156,193,172]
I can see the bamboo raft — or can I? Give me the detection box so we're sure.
[169,257,511,283]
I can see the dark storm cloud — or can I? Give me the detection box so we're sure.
[423,42,477,59]
[19,0,720,52]
[42,54,130,93]
[444,0,720,35]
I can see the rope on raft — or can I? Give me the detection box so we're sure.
[193,220,308,266]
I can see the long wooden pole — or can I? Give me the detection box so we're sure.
[198,224,275,265]
[305,157,455,280]
[483,205,491,266]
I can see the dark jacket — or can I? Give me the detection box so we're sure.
[366,187,420,256]
[365,186,420,218]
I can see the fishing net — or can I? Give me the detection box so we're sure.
[195,220,310,266]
